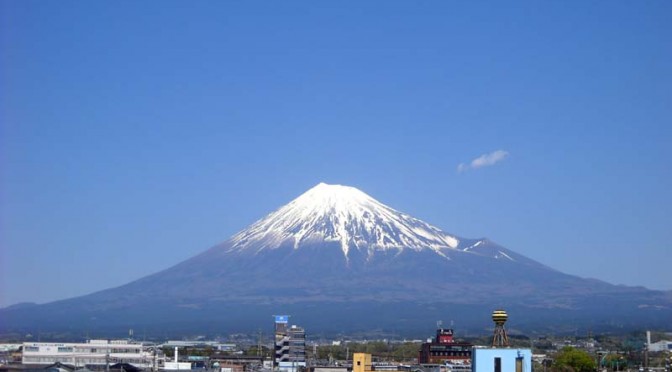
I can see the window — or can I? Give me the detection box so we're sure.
[494,357,501,372]
[516,357,523,372]
[25,346,39,352]
[58,347,74,352]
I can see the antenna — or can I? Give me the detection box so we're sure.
[437,320,443,329]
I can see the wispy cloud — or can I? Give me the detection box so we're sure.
[458,150,509,173]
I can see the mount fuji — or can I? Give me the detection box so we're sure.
[2,183,670,336]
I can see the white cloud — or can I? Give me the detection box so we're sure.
[457,163,468,173]
[458,150,509,172]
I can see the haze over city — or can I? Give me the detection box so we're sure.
[1,1,671,310]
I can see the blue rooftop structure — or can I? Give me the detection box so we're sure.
[472,348,532,372]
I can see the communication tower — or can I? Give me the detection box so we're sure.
[491,309,509,347]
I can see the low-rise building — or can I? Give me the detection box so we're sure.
[353,353,373,372]
[418,329,472,365]
[471,348,532,372]
[648,340,672,352]
[161,341,236,352]
[22,340,160,369]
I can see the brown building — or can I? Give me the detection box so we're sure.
[418,328,472,365]
[210,355,262,372]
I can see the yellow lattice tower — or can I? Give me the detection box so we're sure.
[491,309,510,347]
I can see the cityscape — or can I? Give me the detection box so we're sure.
[1,311,671,372]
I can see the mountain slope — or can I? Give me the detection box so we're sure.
[1,183,670,336]
[230,183,459,256]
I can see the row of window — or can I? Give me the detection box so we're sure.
[429,346,470,351]
[25,347,75,353]
[23,356,153,366]
[74,348,142,354]
[431,352,470,356]
[24,347,141,354]
[74,348,98,353]
[24,357,107,364]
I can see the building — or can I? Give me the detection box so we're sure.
[0,344,21,365]
[418,328,473,365]
[21,340,160,369]
[471,348,532,372]
[161,341,237,352]
[287,325,306,365]
[648,340,672,352]
[353,353,373,372]
[274,316,306,372]
[277,325,306,372]
[163,347,192,370]
[274,315,290,367]
[210,355,263,372]
[311,368,348,372]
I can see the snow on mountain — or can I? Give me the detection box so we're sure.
[229,183,461,259]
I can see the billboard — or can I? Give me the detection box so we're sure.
[275,315,289,324]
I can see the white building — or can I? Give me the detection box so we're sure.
[162,347,191,371]
[648,340,672,352]
[22,340,161,369]
[161,341,236,352]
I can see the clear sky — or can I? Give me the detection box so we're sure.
[1,1,670,308]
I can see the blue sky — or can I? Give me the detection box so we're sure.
[1,1,670,307]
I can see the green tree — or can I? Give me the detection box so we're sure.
[602,354,627,371]
[391,342,420,361]
[553,347,596,372]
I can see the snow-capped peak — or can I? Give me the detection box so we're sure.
[229,183,460,258]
